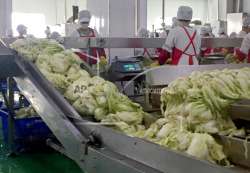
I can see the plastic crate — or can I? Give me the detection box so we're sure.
[0,110,52,152]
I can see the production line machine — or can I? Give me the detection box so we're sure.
[0,37,250,173]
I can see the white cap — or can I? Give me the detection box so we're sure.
[50,32,61,40]
[79,10,91,23]
[177,6,193,21]
[243,16,250,27]
[229,32,237,38]
[137,27,149,38]
[17,24,27,33]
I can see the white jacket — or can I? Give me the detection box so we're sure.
[238,30,247,38]
[163,26,201,65]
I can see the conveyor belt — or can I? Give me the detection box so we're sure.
[0,45,245,173]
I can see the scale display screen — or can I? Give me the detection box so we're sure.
[122,63,141,72]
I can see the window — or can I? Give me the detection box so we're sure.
[147,0,209,31]
[12,12,46,38]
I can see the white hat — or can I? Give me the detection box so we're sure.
[50,32,61,40]
[16,24,27,33]
[229,32,237,38]
[243,16,250,27]
[177,6,193,21]
[137,27,149,38]
[79,10,91,23]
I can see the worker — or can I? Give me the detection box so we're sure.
[206,25,215,37]
[135,28,153,57]
[200,27,213,57]
[218,27,228,38]
[200,27,210,37]
[235,33,250,63]
[238,16,250,38]
[45,26,51,39]
[171,17,178,28]
[16,24,27,39]
[212,27,228,54]
[158,6,201,65]
[50,31,63,43]
[221,32,238,55]
[137,27,149,38]
[71,10,106,65]
[229,32,237,38]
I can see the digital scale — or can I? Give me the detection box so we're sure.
[107,56,145,100]
[108,57,144,82]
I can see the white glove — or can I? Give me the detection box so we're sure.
[240,33,250,54]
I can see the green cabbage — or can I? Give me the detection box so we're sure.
[11,38,232,165]
[161,68,250,135]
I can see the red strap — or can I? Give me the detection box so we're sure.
[143,48,151,57]
[182,26,197,57]
[248,51,250,63]
[189,55,193,65]
[235,48,246,61]
[157,48,170,65]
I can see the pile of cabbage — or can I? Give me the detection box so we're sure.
[161,68,250,136]
[10,38,144,128]
[11,38,228,165]
[142,117,227,165]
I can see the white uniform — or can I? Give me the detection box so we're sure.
[238,30,247,38]
[70,28,99,37]
[163,26,201,65]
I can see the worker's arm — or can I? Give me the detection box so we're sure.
[235,33,250,61]
[93,29,107,59]
[157,48,170,65]
[157,29,176,65]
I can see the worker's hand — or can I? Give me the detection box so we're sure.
[165,58,172,64]
[99,56,108,66]
[150,61,159,67]
[221,48,229,56]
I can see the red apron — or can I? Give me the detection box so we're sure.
[142,48,153,57]
[172,27,198,65]
[235,48,250,63]
[75,28,106,64]
[201,48,213,57]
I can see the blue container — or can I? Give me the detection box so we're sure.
[0,79,19,93]
[0,110,52,152]
[0,79,30,109]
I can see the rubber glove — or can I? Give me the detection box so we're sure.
[150,61,159,67]
[99,56,107,66]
